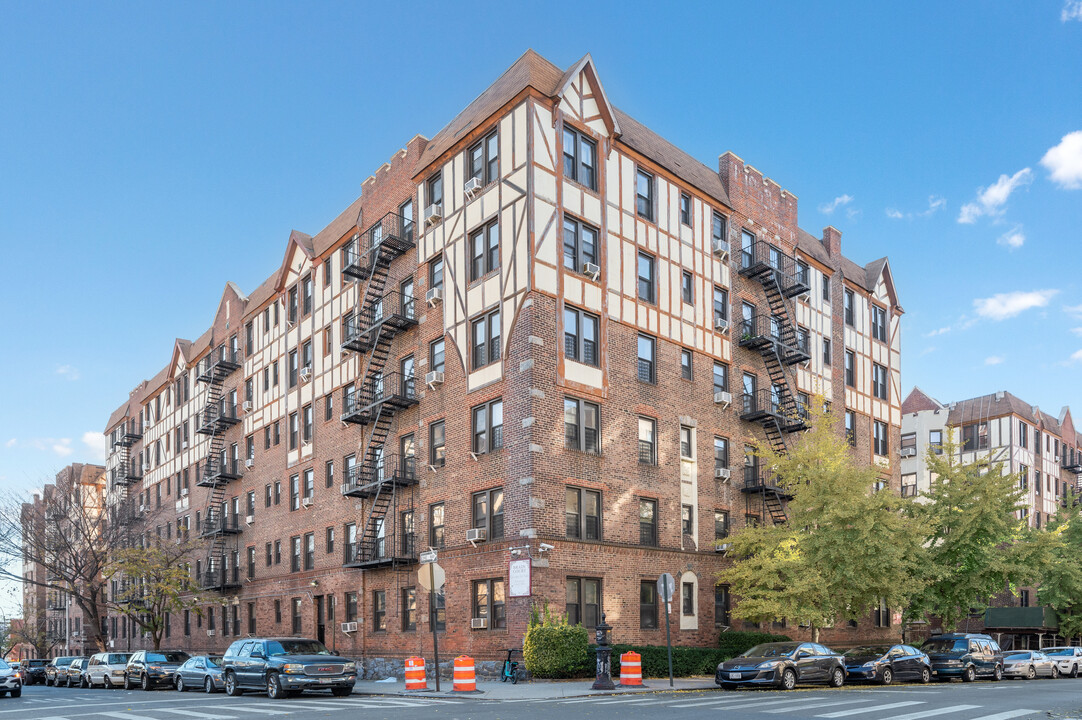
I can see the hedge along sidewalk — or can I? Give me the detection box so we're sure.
[351,676,719,699]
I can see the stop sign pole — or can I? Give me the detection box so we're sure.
[419,557,444,692]
[657,573,675,688]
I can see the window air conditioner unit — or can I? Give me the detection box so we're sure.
[424,203,443,226]
[339,483,352,495]
[181,487,189,497]
[302,498,313,508]
[715,318,730,333]
[714,390,732,407]
[471,617,489,630]
[143,421,151,431]
[711,238,731,259]
[245,458,254,468]
[466,527,487,543]
[900,447,917,457]
[797,290,810,302]
[340,621,358,633]
[426,287,443,306]
[181,441,189,450]
[715,467,732,481]
[71,631,80,637]
[717,542,732,554]
[139,505,146,513]
[242,401,252,413]
[142,632,151,639]
[463,177,482,197]
[206,629,216,637]
[425,370,445,387]
[582,262,601,281]
[299,366,312,383]
[245,514,254,526]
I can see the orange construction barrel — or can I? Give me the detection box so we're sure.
[620,651,644,686]
[405,656,427,690]
[453,655,477,692]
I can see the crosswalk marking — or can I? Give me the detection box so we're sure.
[155,709,237,720]
[209,707,292,716]
[764,699,880,713]
[815,701,926,718]
[96,713,163,720]
[672,696,828,709]
[883,704,983,720]
[594,697,669,704]
[965,711,1039,720]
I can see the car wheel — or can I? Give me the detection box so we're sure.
[962,666,976,682]
[266,672,285,700]
[9,688,19,698]
[124,674,133,690]
[781,668,797,690]
[921,667,932,684]
[331,687,351,697]
[104,676,112,689]
[880,667,893,686]
[224,672,243,697]
[176,676,186,692]
[204,676,214,694]
[993,665,1003,682]
[141,673,152,691]
[829,666,845,688]
[81,676,89,688]
[1072,664,1079,678]
[1052,666,1060,680]
[1026,666,1036,680]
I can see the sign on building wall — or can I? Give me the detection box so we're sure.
[508,558,531,597]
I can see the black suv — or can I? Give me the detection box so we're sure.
[716,642,846,690]
[44,656,80,686]
[923,633,1004,682]
[221,638,356,699]
[124,650,191,690]
[21,659,47,685]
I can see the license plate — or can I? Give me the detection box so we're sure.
[319,677,335,684]
[729,672,742,680]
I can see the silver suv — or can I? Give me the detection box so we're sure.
[86,652,132,688]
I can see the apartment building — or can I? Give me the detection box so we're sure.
[100,50,903,660]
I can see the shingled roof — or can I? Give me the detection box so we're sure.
[947,391,1041,427]
[901,387,944,414]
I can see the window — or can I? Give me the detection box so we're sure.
[845,410,856,446]
[274,599,282,624]
[563,306,600,366]
[429,420,446,467]
[324,394,333,422]
[429,255,444,292]
[426,173,442,209]
[566,577,601,627]
[680,349,693,380]
[303,468,314,501]
[679,193,692,225]
[636,252,656,303]
[823,337,832,366]
[873,420,889,457]
[1019,422,1028,448]
[844,289,855,326]
[344,592,357,623]
[714,510,730,543]
[471,399,504,454]
[563,217,598,271]
[472,579,506,629]
[302,274,313,317]
[901,474,917,497]
[566,487,601,540]
[929,429,943,453]
[681,270,693,304]
[288,350,298,388]
[714,437,730,471]
[373,591,386,632]
[1036,430,1042,456]
[822,271,831,301]
[302,404,313,443]
[640,581,658,629]
[290,536,301,572]
[468,220,500,281]
[288,412,298,451]
[289,474,299,510]
[637,334,656,383]
[680,425,693,459]
[713,362,729,394]
[288,287,298,324]
[467,130,499,186]
[470,309,501,369]
[635,168,655,221]
[433,590,446,632]
[429,503,445,548]
[325,526,335,554]
[402,588,417,631]
[472,488,504,539]
[844,350,855,387]
[715,585,731,627]
[246,546,256,579]
[872,363,888,400]
[796,261,809,287]
[681,505,694,535]
[274,539,281,564]
[562,126,597,190]
[901,433,916,456]
[637,417,657,465]
[639,498,658,546]
[682,582,694,616]
[564,397,600,454]
[871,305,887,342]
[962,422,989,452]
[264,541,272,566]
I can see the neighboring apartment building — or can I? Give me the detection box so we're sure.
[101,50,903,659]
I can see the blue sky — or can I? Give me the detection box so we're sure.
[1,0,1081,500]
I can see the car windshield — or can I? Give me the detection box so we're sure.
[739,643,800,658]
[55,657,77,665]
[29,660,46,667]
[1046,648,1072,655]
[923,639,968,653]
[265,639,333,656]
[206,656,223,668]
[147,652,189,663]
[844,646,890,657]
[1004,652,1031,661]
[0,661,8,670]
[108,654,131,664]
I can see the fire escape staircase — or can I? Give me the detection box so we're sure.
[339,211,418,570]
[737,240,811,524]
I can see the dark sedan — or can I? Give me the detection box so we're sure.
[844,644,932,684]
[716,642,846,690]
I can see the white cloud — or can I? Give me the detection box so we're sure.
[919,347,936,357]
[997,225,1026,249]
[55,365,80,381]
[81,432,108,462]
[985,356,1005,366]
[957,168,1033,223]
[845,207,861,221]
[3,438,14,448]
[1041,131,1082,189]
[1071,327,1082,336]
[973,289,1059,321]
[889,195,947,221]
[1064,1,1082,22]
[885,208,905,219]
[818,194,853,215]
[1066,304,1082,318]
[28,437,73,457]
[1070,349,1082,365]
[924,326,952,337]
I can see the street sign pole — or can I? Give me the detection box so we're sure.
[664,600,673,688]
[430,563,440,692]
[657,573,675,688]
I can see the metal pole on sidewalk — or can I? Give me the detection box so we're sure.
[430,562,440,692]
[664,600,673,688]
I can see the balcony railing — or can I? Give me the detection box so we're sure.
[341,454,417,498]
[738,315,810,365]
[342,211,416,281]
[197,564,242,591]
[343,531,418,569]
[341,290,417,353]
[197,401,241,435]
[196,345,243,384]
[740,389,808,432]
[741,467,794,499]
[339,372,418,426]
[115,422,143,447]
[112,461,143,486]
[738,239,810,298]
[197,458,244,487]
[1062,454,1082,473]
[198,513,242,537]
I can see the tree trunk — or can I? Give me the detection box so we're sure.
[811,625,820,643]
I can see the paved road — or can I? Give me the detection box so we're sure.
[9,678,1082,720]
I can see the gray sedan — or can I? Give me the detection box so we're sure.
[1002,651,1059,679]
[174,655,224,693]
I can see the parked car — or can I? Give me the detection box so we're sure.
[0,660,21,698]
[1002,651,1059,679]
[20,659,47,685]
[44,656,80,686]
[62,657,90,687]
[85,652,133,688]
[843,644,932,685]
[1043,647,1082,677]
[923,633,1003,682]
[174,655,224,693]
[221,638,357,699]
[124,651,191,690]
[715,641,846,690]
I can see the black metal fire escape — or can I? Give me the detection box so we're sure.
[194,343,243,591]
[737,239,811,524]
[111,419,144,498]
[339,211,419,570]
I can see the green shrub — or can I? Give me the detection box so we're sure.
[588,632,791,679]
[523,612,589,678]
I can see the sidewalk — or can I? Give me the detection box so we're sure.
[352,676,718,700]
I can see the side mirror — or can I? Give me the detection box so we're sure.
[251,650,265,659]
[795,651,809,659]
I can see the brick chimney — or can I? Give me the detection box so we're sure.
[822,226,842,256]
